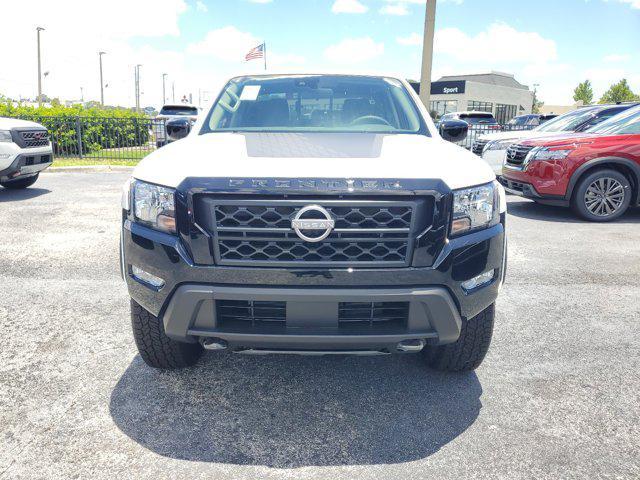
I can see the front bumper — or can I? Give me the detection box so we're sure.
[481,149,507,176]
[498,175,568,206]
[0,149,53,181]
[121,214,506,351]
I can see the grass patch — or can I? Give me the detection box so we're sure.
[52,158,141,167]
[51,147,152,167]
[84,149,151,160]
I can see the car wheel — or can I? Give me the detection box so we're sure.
[130,299,203,369]
[423,303,495,372]
[571,169,631,222]
[0,173,40,189]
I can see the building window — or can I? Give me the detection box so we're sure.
[495,104,518,123]
[467,101,493,113]
[429,100,458,120]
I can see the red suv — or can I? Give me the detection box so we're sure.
[500,105,640,221]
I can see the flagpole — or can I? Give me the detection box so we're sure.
[263,41,267,71]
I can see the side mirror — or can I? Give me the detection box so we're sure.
[439,120,469,143]
[166,118,192,142]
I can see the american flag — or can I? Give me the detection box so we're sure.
[245,43,265,61]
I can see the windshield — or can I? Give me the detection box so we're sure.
[535,107,599,132]
[202,75,424,134]
[160,106,198,116]
[460,113,497,125]
[586,105,640,135]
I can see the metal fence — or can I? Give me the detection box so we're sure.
[8,115,167,162]
[449,124,538,150]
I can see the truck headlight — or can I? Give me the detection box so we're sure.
[451,182,498,236]
[483,139,515,152]
[0,130,13,143]
[133,180,176,233]
[527,146,575,161]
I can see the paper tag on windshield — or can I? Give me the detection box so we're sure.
[239,85,261,101]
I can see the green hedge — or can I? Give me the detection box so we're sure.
[0,103,151,155]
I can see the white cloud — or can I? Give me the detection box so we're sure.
[381,0,463,4]
[187,26,259,61]
[324,37,384,64]
[380,3,409,15]
[614,0,640,8]
[248,0,273,3]
[397,33,422,46]
[332,0,368,13]
[195,0,208,12]
[0,0,189,107]
[603,53,631,62]
[435,23,557,64]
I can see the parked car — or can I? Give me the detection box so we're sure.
[473,103,639,175]
[0,117,53,189]
[154,104,199,148]
[120,73,507,372]
[506,114,557,128]
[439,111,501,149]
[499,104,640,221]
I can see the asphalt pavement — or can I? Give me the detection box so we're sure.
[1,171,639,479]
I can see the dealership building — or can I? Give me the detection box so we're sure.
[410,72,535,123]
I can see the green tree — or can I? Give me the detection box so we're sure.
[599,79,640,104]
[532,89,544,114]
[573,80,594,105]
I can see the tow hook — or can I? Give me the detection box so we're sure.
[200,337,228,351]
[396,339,425,352]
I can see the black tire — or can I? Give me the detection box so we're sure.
[130,299,203,369]
[423,303,495,372]
[1,173,39,189]
[571,169,631,222]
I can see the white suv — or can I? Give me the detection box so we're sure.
[0,117,53,189]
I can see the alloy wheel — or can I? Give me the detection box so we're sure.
[584,177,625,217]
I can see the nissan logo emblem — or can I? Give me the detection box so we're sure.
[291,205,335,243]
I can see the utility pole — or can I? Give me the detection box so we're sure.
[99,51,106,106]
[419,0,437,110]
[36,27,45,106]
[162,73,168,106]
[135,64,142,112]
[80,87,84,102]
[172,81,175,103]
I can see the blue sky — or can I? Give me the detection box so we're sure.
[2,0,639,107]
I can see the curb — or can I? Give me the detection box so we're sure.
[45,165,134,173]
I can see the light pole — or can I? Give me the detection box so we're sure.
[135,64,142,112]
[99,51,106,106]
[162,73,168,106]
[36,27,45,106]
[419,0,437,110]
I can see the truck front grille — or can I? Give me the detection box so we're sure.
[19,130,50,148]
[198,196,429,268]
[216,300,286,328]
[471,139,489,155]
[505,144,534,166]
[338,302,409,329]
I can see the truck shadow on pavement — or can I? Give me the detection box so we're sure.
[109,352,482,467]
[0,187,50,202]
[507,199,640,224]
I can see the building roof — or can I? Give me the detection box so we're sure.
[436,71,530,91]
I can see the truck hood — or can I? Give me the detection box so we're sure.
[0,117,46,130]
[133,132,495,190]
